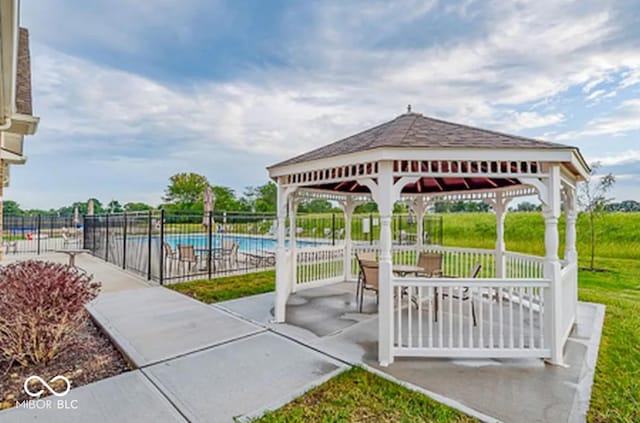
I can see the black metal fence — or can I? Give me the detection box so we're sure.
[2,214,82,255]
[82,210,443,285]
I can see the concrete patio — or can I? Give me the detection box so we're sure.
[218,282,605,423]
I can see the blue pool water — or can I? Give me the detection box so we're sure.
[164,234,321,252]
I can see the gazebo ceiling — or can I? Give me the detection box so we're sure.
[309,176,522,195]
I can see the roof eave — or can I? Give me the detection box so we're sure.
[268,146,582,179]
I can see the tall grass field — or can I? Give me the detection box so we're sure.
[439,211,640,260]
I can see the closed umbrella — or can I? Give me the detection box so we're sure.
[73,206,80,227]
[203,186,216,227]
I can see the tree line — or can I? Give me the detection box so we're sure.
[6,171,636,217]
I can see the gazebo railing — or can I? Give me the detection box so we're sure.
[560,262,578,345]
[505,251,544,279]
[294,245,345,290]
[392,277,551,358]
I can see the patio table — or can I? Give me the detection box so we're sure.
[392,265,424,277]
[55,248,90,267]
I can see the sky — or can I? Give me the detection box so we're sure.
[7,0,640,209]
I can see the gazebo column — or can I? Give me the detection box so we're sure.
[409,197,429,250]
[564,186,578,264]
[542,165,564,365]
[274,181,296,322]
[562,183,579,334]
[289,194,298,293]
[377,161,395,366]
[340,196,359,282]
[361,163,419,366]
[490,192,511,279]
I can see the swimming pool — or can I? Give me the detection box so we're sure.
[163,234,322,252]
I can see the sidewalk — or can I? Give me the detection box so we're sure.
[2,287,347,423]
[2,252,152,294]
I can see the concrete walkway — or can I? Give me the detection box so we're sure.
[3,286,347,423]
[2,252,151,294]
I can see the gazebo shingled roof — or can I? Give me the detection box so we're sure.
[269,112,588,196]
[271,112,576,168]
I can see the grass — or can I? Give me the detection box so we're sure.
[256,367,476,423]
[169,212,640,422]
[169,270,274,303]
[576,258,640,422]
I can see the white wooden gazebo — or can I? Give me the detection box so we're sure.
[267,111,589,366]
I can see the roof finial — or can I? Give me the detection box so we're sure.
[407,104,412,113]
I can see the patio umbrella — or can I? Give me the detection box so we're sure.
[87,199,94,215]
[202,186,216,227]
[73,206,80,227]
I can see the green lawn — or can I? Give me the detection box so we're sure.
[256,367,476,423]
[169,270,275,303]
[576,258,640,422]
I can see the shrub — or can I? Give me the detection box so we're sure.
[0,261,101,366]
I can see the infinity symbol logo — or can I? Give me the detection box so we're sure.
[24,375,71,398]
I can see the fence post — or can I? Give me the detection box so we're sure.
[82,215,87,250]
[37,214,41,255]
[105,214,110,262]
[207,211,213,280]
[147,211,152,280]
[332,213,336,246]
[159,209,165,285]
[369,214,373,245]
[122,213,127,269]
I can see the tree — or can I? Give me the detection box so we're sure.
[578,164,615,270]
[107,200,123,213]
[605,200,640,212]
[163,173,210,210]
[248,182,277,213]
[297,199,337,214]
[124,202,154,212]
[3,200,23,215]
[354,202,378,214]
[513,201,540,212]
[212,186,246,212]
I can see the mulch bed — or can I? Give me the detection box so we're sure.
[0,312,131,410]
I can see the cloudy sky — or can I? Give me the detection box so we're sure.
[8,0,640,209]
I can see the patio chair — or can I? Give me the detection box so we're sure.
[61,233,81,248]
[357,258,379,312]
[3,241,17,254]
[436,263,481,326]
[355,252,377,303]
[416,252,443,277]
[178,244,201,273]
[219,239,239,270]
[163,242,178,274]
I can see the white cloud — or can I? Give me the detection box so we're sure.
[594,150,640,166]
[555,99,640,140]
